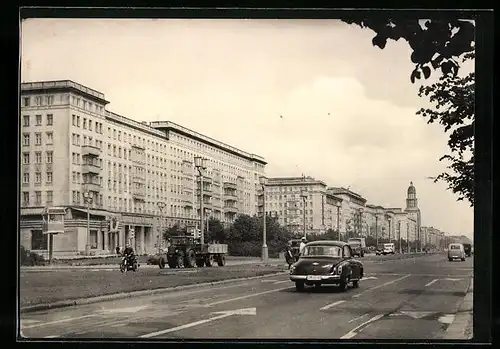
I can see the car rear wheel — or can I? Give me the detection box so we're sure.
[461,258,466,261]
[295,281,305,292]
[352,280,359,288]
[448,258,453,262]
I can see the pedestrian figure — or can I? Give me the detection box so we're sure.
[116,245,120,256]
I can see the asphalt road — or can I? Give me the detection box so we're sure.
[20,253,473,340]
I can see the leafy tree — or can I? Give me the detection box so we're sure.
[341,19,475,205]
[162,224,186,241]
[207,217,227,243]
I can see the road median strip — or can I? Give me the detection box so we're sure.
[20,265,288,313]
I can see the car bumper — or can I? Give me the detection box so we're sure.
[290,274,341,283]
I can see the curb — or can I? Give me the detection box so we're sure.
[439,277,473,340]
[20,269,289,314]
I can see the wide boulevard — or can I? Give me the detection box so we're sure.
[20,253,472,340]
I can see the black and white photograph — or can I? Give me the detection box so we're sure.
[18,10,486,342]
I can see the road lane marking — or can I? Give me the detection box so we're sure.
[320,300,345,311]
[139,307,257,338]
[352,274,411,298]
[261,280,278,283]
[425,279,439,287]
[44,335,59,338]
[205,286,292,307]
[22,314,96,329]
[340,314,385,339]
[273,280,289,285]
[348,313,369,323]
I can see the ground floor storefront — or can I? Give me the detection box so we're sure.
[19,207,164,259]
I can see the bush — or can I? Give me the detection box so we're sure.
[20,246,45,266]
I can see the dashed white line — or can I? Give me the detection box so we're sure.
[348,313,369,323]
[320,300,345,311]
[22,314,96,329]
[425,279,439,287]
[273,280,289,285]
[205,286,292,307]
[340,314,385,339]
[352,274,411,298]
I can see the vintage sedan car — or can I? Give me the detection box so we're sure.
[289,240,364,292]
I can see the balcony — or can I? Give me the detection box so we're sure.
[131,175,146,183]
[82,163,102,174]
[132,143,145,150]
[183,200,193,208]
[224,192,238,200]
[223,182,237,190]
[43,221,65,234]
[82,145,102,157]
[132,190,146,201]
[224,205,239,214]
[83,182,101,193]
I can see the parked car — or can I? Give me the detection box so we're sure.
[289,240,364,292]
[376,243,395,255]
[448,243,466,261]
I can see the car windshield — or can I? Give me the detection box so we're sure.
[377,244,384,250]
[302,245,342,257]
[450,245,461,250]
[171,237,190,244]
[384,244,392,248]
[349,243,361,247]
[349,239,362,243]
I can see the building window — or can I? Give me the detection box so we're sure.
[90,231,98,249]
[35,152,41,164]
[35,114,42,126]
[35,172,41,184]
[83,118,87,130]
[35,191,42,205]
[22,152,30,165]
[46,191,53,204]
[72,114,76,126]
[23,97,30,107]
[89,120,93,131]
[46,132,53,145]
[46,151,53,163]
[46,95,54,105]
[23,133,30,146]
[46,172,53,183]
[35,133,42,146]
[22,192,29,206]
[23,115,30,127]
[23,173,29,184]
[46,114,53,126]
[35,96,42,106]
[77,115,80,127]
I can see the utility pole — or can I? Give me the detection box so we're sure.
[194,157,206,245]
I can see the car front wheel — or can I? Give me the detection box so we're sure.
[295,281,305,292]
[338,276,348,292]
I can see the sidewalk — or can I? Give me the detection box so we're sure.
[438,277,473,340]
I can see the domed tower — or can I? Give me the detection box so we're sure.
[405,181,422,244]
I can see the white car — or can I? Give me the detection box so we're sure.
[448,243,466,261]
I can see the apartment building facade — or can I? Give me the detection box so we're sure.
[263,176,343,236]
[327,187,367,238]
[19,80,266,257]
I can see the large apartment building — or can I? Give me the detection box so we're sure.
[19,80,266,257]
[263,176,343,236]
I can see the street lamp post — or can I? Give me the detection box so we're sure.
[83,192,93,255]
[194,157,207,245]
[388,217,392,243]
[398,220,402,254]
[259,176,268,263]
[156,201,166,254]
[406,222,410,253]
[336,202,341,241]
[375,209,380,247]
[300,190,307,239]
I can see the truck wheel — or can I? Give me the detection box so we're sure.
[167,259,176,269]
[217,255,226,267]
[185,250,196,268]
[159,258,166,269]
[205,255,214,267]
[196,259,205,267]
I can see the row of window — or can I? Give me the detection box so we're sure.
[22,95,54,107]
[22,114,53,127]
[22,172,53,184]
[22,132,53,146]
[72,114,104,134]
[22,151,53,165]
[22,191,53,206]
[71,133,104,149]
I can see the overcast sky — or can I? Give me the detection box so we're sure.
[20,18,474,238]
